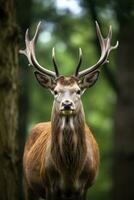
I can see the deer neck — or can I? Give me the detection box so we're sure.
[50,101,87,174]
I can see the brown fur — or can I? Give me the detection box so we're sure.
[23,121,99,200]
[56,76,78,86]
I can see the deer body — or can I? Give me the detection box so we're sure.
[20,22,118,200]
[23,78,99,200]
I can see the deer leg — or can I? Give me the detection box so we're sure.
[24,186,39,200]
[46,191,53,200]
[23,179,39,200]
[81,192,87,200]
[46,190,62,200]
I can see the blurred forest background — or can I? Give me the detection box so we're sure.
[0,0,134,200]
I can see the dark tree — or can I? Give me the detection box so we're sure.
[16,1,32,199]
[113,1,134,200]
[0,0,19,199]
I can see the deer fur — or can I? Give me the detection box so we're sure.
[23,77,100,200]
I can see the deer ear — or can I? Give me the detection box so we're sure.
[79,71,100,89]
[34,71,55,89]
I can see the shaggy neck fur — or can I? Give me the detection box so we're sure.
[51,101,87,178]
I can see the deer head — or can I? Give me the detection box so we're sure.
[20,21,118,116]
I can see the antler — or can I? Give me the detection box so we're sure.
[19,22,59,78]
[75,48,82,77]
[76,21,119,78]
[52,47,59,77]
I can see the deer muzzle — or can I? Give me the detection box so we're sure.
[60,99,75,116]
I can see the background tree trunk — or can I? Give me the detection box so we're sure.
[16,1,32,199]
[113,0,134,197]
[0,0,19,199]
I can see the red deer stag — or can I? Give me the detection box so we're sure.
[20,22,118,200]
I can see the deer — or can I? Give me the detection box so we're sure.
[20,21,118,200]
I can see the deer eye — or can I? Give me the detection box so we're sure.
[54,90,58,95]
[76,90,81,95]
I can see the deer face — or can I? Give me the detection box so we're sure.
[53,77,80,116]
[34,73,100,116]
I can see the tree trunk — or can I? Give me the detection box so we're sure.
[113,22,134,200]
[0,0,19,200]
[16,1,32,199]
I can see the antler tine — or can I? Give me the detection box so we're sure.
[52,47,59,77]
[19,22,56,78]
[19,29,31,63]
[75,48,82,77]
[33,21,41,43]
[77,21,119,78]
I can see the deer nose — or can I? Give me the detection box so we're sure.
[62,100,73,110]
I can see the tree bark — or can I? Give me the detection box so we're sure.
[0,0,19,200]
[16,0,32,199]
[113,22,134,200]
